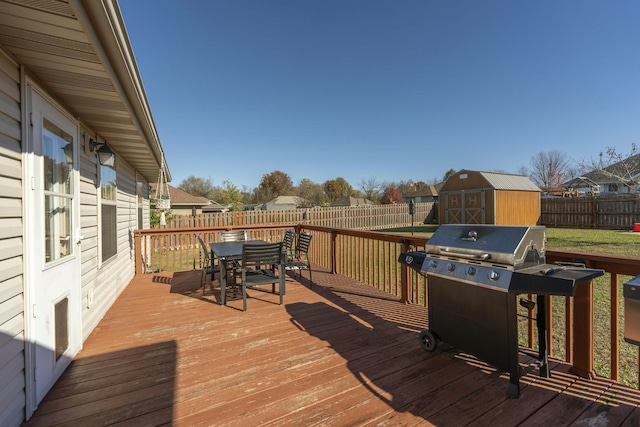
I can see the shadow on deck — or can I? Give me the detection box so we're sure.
[24,267,640,426]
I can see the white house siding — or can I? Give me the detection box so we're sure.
[0,64,147,424]
[139,176,150,229]
[0,50,25,427]
[78,133,144,340]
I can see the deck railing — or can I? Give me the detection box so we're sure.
[134,224,640,389]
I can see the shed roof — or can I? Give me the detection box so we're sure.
[478,171,541,191]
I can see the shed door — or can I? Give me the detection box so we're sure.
[27,88,82,405]
[444,190,485,224]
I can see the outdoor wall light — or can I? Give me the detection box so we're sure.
[89,138,115,167]
[63,142,73,164]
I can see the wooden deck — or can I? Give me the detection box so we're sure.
[24,267,640,426]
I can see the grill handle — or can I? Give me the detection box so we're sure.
[439,249,491,260]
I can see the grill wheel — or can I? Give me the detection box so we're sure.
[419,329,438,352]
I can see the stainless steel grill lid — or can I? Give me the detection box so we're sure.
[424,224,546,267]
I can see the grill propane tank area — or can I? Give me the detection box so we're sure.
[398,224,604,398]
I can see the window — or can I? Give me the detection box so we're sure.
[608,183,619,193]
[100,163,117,262]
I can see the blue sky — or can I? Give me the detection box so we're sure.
[119,0,640,190]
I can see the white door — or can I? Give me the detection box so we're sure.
[27,88,82,405]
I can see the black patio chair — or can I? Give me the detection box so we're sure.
[239,242,285,312]
[218,230,246,285]
[285,232,313,286]
[196,235,218,296]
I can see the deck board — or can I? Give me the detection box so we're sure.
[23,267,640,426]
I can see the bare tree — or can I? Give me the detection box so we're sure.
[359,177,382,203]
[528,150,573,194]
[579,144,640,191]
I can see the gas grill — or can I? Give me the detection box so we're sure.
[398,224,603,398]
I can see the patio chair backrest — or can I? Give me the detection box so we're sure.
[221,230,247,242]
[241,242,284,268]
[295,232,312,257]
[196,235,211,264]
[283,230,296,253]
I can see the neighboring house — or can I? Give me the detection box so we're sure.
[402,183,443,203]
[0,2,169,425]
[563,153,640,195]
[258,195,309,210]
[150,184,210,216]
[330,196,375,207]
[202,201,231,213]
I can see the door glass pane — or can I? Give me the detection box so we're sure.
[42,117,74,263]
[45,195,72,262]
[43,118,73,194]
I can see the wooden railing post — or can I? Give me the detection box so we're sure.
[330,230,337,274]
[400,239,410,304]
[570,279,595,379]
[611,273,619,382]
[134,231,142,276]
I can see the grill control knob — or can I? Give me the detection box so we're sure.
[488,270,500,281]
[429,260,438,269]
[466,266,476,276]
[447,263,455,272]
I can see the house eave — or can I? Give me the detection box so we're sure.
[0,0,168,182]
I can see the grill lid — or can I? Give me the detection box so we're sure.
[424,224,546,267]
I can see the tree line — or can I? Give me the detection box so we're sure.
[177,171,454,210]
[175,144,637,209]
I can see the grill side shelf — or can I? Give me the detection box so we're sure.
[510,266,604,296]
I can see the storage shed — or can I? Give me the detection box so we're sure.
[439,170,541,225]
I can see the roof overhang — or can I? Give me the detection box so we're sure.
[0,0,169,182]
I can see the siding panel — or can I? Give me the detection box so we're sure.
[80,154,137,340]
[0,48,23,427]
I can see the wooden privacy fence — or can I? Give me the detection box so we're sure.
[163,202,435,230]
[135,223,640,389]
[541,195,640,229]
